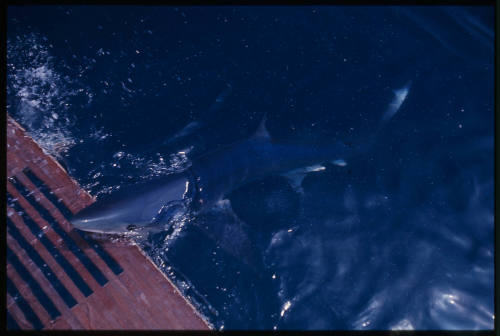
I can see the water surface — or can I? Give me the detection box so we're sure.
[7,5,494,330]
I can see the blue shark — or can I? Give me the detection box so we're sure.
[70,81,411,265]
[70,117,353,270]
[70,116,352,234]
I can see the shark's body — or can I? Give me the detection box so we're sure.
[71,118,351,234]
[71,82,411,267]
[191,130,350,211]
[70,120,352,271]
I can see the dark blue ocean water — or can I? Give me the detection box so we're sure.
[7,6,494,330]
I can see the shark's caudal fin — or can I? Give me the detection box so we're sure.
[281,164,326,193]
[280,160,348,193]
[194,199,263,274]
[352,79,413,160]
[379,80,412,130]
[281,80,413,188]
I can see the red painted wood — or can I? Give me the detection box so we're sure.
[7,232,84,329]
[7,259,51,327]
[7,293,33,330]
[115,249,185,328]
[7,182,103,293]
[7,114,211,330]
[7,208,87,304]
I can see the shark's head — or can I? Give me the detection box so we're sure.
[70,172,193,234]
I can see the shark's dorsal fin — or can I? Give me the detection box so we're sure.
[252,114,271,141]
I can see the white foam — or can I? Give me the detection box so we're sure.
[7,33,94,158]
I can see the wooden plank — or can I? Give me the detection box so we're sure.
[133,257,192,327]
[112,246,208,329]
[7,117,94,212]
[50,316,72,330]
[135,248,209,328]
[58,236,160,329]
[71,283,132,330]
[6,114,212,330]
[104,279,152,329]
[6,150,24,177]
[100,282,146,329]
[52,311,83,330]
[15,171,74,232]
[114,249,182,328]
[7,291,17,309]
[70,298,117,329]
[6,232,84,329]
[12,171,123,289]
[7,293,33,330]
[7,181,103,293]
[7,208,87,304]
[6,261,51,327]
[112,272,163,329]
[7,234,62,327]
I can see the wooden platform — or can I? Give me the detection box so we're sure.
[6,116,212,330]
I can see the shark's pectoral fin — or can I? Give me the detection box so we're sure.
[281,164,327,193]
[281,173,305,194]
[137,200,188,236]
[331,159,348,167]
[150,200,186,225]
[193,199,263,274]
[281,160,348,192]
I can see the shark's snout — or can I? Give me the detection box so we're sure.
[70,216,86,229]
[69,205,119,233]
[69,172,192,234]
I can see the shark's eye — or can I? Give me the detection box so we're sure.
[126,224,137,231]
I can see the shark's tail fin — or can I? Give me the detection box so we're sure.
[377,80,412,133]
[345,80,413,161]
